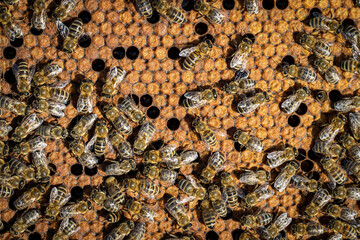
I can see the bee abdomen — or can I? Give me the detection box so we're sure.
[68,18,83,39]
[202,208,217,229]
[298,67,317,82]
[224,187,238,207]
[203,130,217,147]
[167,7,185,23]
[106,212,121,223]
[183,52,201,70]
[314,42,332,58]
[94,138,106,156]
[341,59,358,73]
[0,185,13,197]
[136,0,153,17]
[212,200,227,217]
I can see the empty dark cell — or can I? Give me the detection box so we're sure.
[195,22,208,35]
[140,94,153,107]
[296,103,308,115]
[85,166,98,176]
[307,149,321,161]
[262,0,274,10]
[131,94,140,105]
[113,47,126,59]
[127,170,138,177]
[301,160,314,172]
[231,229,242,240]
[153,140,164,150]
[308,171,320,181]
[167,118,180,130]
[243,33,255,43]
[146,10,160,24]
[329,89,342,102]
[296,148,307,161]
[92,59,105,71]
[71,186,84,199]
[29,232,42,240]
[5,69,16,84]
[203,34,215,43]
[288,115,300,127]
[49,163,57,176]
[168,47,180,60]
[222,0,235,10]
[79,35,91,48]
[71,164,83,176]
[276,0,288,9]
[206,231,219,240]
[342,18,355,27]
[27,225,36,232]
[3,46,16,59]
[147,106,160,119]
[126,46,139,60]
[182,0,194,11]
[309,8,322,18]
[234,142,246,152]
[10,38,23,47]
[78,10,92,23]
[221,208,233,220]
[282,55,295,65]
[30,27,43,36]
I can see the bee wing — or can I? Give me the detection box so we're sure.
[267,151,283,160]
[12,62,20,82]
[139,122,155,141]
[255,182,274,202]
[179,46,198,57]
[234,70,250,81]
[85,134,97,152]
[206,7,226,25]
[325,66,340,84]
[274,212,292,231]
[77,95,93,113]
[56,20,69,39]
[350,112,360,139]
[328,234,343,240]
[334,99,355,112]
[186,175,200,189]
[314,188,331,208]
[58,218,69,232]
[106,66,118,81]
[78,33,91,44]
[180,150,198,164]
[237,187,245,199]
[238,170,258,185]
[49,186,59,204]
[319,124,338,141]
[160,144,177,158]
[326,172,337,190]
[48,79,70,88]
[178,195,196,204]
[45,64,63,78]
[29,66,36,83]
[273,170,292,193]
[281,94,299,114]
[48,101,66,117]
[230,50,248,70]
[184,91,202,102]
[237,97,259,115]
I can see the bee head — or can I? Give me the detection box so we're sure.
[212,89,218,99]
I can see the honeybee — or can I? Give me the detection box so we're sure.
[35,124,68,139]
[182,88,218,109]
[304,188,331,218]
[192,117,217,150]
[349,112,360,141]
[57,18,86,53]
[104,105,133,136]
[127,222,146,240]
[200,199,217,229]
[220,172,242,208]
[0,5,23,41]
[177,175,206,202]
[291,222,324,237]
[179,38,213,70]
[101,177,125,212]
[122,178,160,199]
[135,0,152,18]
[60,200,92,218]
[52,218,80,240]
[237,92,270,115]
[0,140,8,157]
[320,157,347,187]
[152,0,185,23]
[104,220,134,240]
[119,96,145,124]
[333,186,360,200]
[89,188,106,206]
[342,158,360,181]
[291,175,319,192]
[243,182,274,208]
[241,213,273,229]
[194,0,224,25]
[230,37,253,70]
[315,90,327,103]
[340,133,360,162]
[0,175,25,190]
[341,58,360,73]
[234,130,264,153]
[70,113,97,139]
[333,96,360,113]
[318,114,347,142]
[31,150,50,182]
[13,59,35,96]
[273,161,299,192]
[14,184,47,210]
[77,78,94,113]
[45,185,71,221]
[33,100,66,117]
[245,0,259,14]
[328,219,357,240]
[314,58,340,85]
[342,25,360,57]
[238,169,270,186]
[199,151,226,184]
[133,122,156,155]
[0,95,28,115]
[102,66,126,98]
[143,165,178,183]
[312,140,345,158]
[224,70,256,94]
[53,0,79,21]
[106,212,121,223]
[31,0,48,31]
[265,213,292,239]
[143,144,177,164]
[281,63,317,82]
[166,150,198,169]
[33,62,63,86]
[10,209,40,236]
[165,196,192,230]
[281,87,310,114]
[86,119,111,156]
[0,185,13,198]
[34,85,70,104]
[6,157,36,182]
[13,113,43,142]
[299,34,332,60]
[326,204,358,222]
[108,129,134,158]
[309,12,343,34]
[69,140,98,168]
[13,136,47,155]
[105,159,137,176]
[124,199,157,222]
[0,120,12,137]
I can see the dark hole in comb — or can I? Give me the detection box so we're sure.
[234,142,246,152]
[147,106,160,119]
[301,160,314,172]
[92,59,105,72]
[221,208,233,220]
[195,22,208,35]
[307,149,321,161]
[79,35,91,48]
[262,0,275,10]
[342,18,355,27]
[30,27,43,36]
[309,8,322,18]
[78,10,92,24]
[131,94,140,105]
[3,46,16,59]
[296,148,306,161]
[49,163,57,176]
[168,47,180,60]
[126,46,139,60]
[222,0,235,10]
[276,0,288,10]
[113,47,126,60]
[288,115,300,127]
[296,103,308,115]
[127,170,138,177]
[206,231,219,240]
[282,55,295,65]
[182,0,194,11]
[140,94,153,107]
[5,69,16,84]
[71,186,84,199]
[153,140,164,150]
[308,171,320,181]
[29,232,42,240]
[10,38,23,48]
[85,166,98,176]
[203,34,215,43]
[243,33,255,43]
[27,225,36,232]
[147,10,160,24]
[167,118,180,130]
[329,89,342,102]
[71,164,83,176]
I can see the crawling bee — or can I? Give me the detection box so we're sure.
[245,0,259,14]
[179,38,213,70]
[291,175,319,192]
[104,105,133,135]
[32,150,51,182]
[0,95,28,115]
[333,186,360,200]
[0,175,25,190]
[133,122,156,155]
[10,209,40,236]
[234,130,264,153]
[0,5,23,41]
[349,112,360,141]
[52,218,79,240]
[31,0,48,31]
[304,188,331,218]
[36,124,68,139]
[166,150,198,169]
[281,63,317,82]
[238,169,270,185]
[34,85,70,103]
[165,197,192,230]
[318,114,347,142]
[177,175,206,202]
[320,157,347,187]
[57,18,87,54]
[135,0,152,18]
[192,117,218,150]
[152,0,185,23]
[243,182,274,208]
[77,78,94,113]
[102,177,126,213]
[105,159,137,176]
[342,158,360,181]
[32,62,62,86]
[70,113,97,139]
[333,96,360,113]
[13,59,35,96]
[45,185,71,221]
[281,87,310,114]
[309,12,343,34]
[102,66,126,99]
[314,58,340,85]
[6,158,36,182]
[13,113,43,142]
[60,200,92,218]
[127,222,146,240]
[124,199,157,222]
[237,92,270,115]
[241,212,273,229]
[265,213,292,239]
[0,120,12,137]
[200,199,217,229]
[224,70,256,94]
[0,184,13,198]
[221,172,242,207]
[86,119,111,157]
[312,140,345,158]
[342,24,360,57]
[33,100,66,117]
[183,88,218,109]
[105,220,134,240]
[13,136,47,155]
[70,140,98,168]
[299,34,332,59]
[14,184,47,210]
[143,144,177,164]
[230,37,253,70]
[108,129,134,159]
[341,58,360,73]
[199,151,226,184]
[328,219,357,240]
[291,222,324,237]
[143,165,178,184]
[194,0,225,25]
[122,178,160,199]
[273,161,299,192]
[340,133,360,162]
[119,96,145,124]
[326,204,358,222]
[53,0,79,21]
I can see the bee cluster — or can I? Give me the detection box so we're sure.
[0,0,359,239]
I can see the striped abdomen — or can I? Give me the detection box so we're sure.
[183,51,202,70]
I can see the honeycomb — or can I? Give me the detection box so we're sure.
[0,0,359,239]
